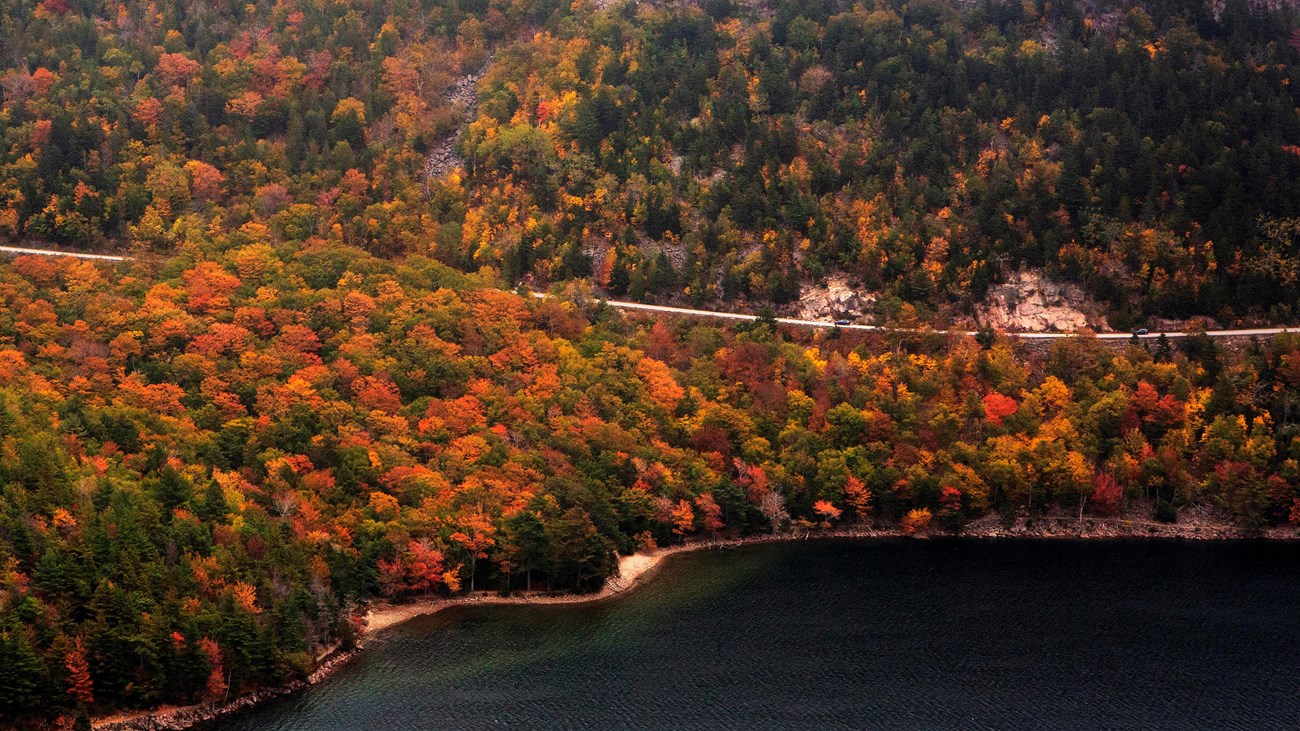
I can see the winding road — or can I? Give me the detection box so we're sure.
[528,292,1293,341]
[0,245,1289,340]
[0,244,130,262]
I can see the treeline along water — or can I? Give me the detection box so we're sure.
[205,539,1300,730]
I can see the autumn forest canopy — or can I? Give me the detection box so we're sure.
[1,0,1300,324]
[1,0,1300,726]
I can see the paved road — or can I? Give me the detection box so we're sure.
[0,246,1287,340]
[0,245,131,262]
[531,292,1293,340]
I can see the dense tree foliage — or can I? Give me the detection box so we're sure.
[0,248,1296,723]
[455,0,1300,326]
[3,0,1300,724]
[4,0,1300,326]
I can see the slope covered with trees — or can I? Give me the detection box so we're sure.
[0,247,1297,724]
[2,0,1300,725]
[3,0,1300,327]
[454,0,1300,327]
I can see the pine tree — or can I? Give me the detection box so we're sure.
[0,630,51,718]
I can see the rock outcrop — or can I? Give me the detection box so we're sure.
[978,270,1106,333]
[423,61,489,190]
[796,276,875,322]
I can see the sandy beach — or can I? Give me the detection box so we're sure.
[362,549,669,635]
[361,526,920,637]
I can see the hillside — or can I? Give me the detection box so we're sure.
[0,248,1296,725]
[2,0,1300,727]
[2,0,1300,328]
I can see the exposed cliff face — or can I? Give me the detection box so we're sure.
[796,271,1106,333]
[977,270,1108,333]
[796,276,875,321]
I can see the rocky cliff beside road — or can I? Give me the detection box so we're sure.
[796,276,876,321]
[977,270,1108,333]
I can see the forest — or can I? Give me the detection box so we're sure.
[1,0,1299,326]
[1,0,1300,725]
[0,248,1296,725]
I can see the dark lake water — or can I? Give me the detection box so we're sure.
[205,539,1300,730]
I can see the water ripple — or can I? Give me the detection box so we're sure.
[205,539,1300,731]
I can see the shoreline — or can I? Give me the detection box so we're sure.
[93,514,1298,730]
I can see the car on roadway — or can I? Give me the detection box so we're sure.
[1133,328,1149,336]
[834,319,851,326]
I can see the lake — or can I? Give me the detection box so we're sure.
[204,538,1300,730]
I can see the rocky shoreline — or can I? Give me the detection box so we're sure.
[94,649,358,731]
[92,512,1297,730]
